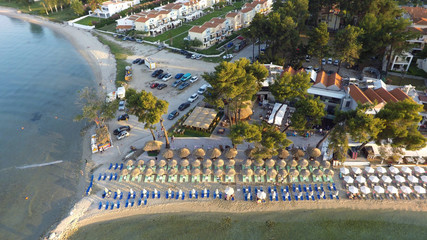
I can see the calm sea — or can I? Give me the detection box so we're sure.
[0,15,94,239]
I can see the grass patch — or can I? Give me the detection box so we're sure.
[95,34,133,87]
[75,16,101,26]
[145,25,193,42]
[0,1,79,22]
[408,62,427,78]
[98,23,118,32]
[386,75,426,91]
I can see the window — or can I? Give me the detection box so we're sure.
[345,101,351,108]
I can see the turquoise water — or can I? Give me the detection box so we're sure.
[0,15,95,239]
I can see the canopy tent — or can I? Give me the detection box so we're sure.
[267,103,287,125]
[183,107,217,130]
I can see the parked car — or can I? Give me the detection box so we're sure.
[314,67,320,72]
[327,58,333,64]
[186,53,192,58]
[118,100,125,111]
[321,59,326,65]
[136,39,143,43]
[172,79,182,87]
[178,102,191,111]
[197,84,211,95]
[151,70,160,77]
[132,58,141,64]
[117,131,130,140]
[334,60,339,66]
[178,82,190,90]
[180,50,188,55]
[113,125,131,135]
[157,83,167,90]
[190,76,199,83]
[167,110,179,120]
[117,114,129,121]
[150,83,159,89]
[138,59,145,65]
[305,55,310,62]
[181,73,192,82]
[157,73,165,79]
[191,54,196,59]
[162,73,172,81]
[195,54,202,60]
[223,54,233,59]
[188,93,199,103]
[306,66,313,71]
[175,73,184,79]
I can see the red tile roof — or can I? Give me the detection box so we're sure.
[402,6,427,22]
[364,88,385,104]
[349,85,372,104]
[135,17,150,23]
[189,26,208,33]
[116,25,133,30]
[314,71,342,88]
[226,12,239,18]
[374,88,398,103]
[241,7,253,13]
[389,88,412,101]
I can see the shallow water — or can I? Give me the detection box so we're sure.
[70,209,427,240]
[0,15,94,239]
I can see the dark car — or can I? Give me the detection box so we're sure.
[113,125,131,135]
[150,83,159,89]
[151,69,163,77]
[138,59,145,65]
[167,110,179,120]
[178,82,190,90]
[117,114,129,121]
[186,53,192,58]
[180,50,188,55]
[175,73,184,79]
[178,102,191,111]
[172,79,182,87]
[157,83,167,90]
[157,73,166,79]
[132,58,141,64]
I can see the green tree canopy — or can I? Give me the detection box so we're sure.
[270,72,311,102]
[333,25,364,73]
[308,22,329,69]
[291,96,326,131]
[74,87,117,126]
[229,121,262,147]
[70,0,84,15]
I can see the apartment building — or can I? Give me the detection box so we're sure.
[89,0,140,18]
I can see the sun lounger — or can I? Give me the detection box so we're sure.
[108,163,113,170]
[175,193,179,200]
[245,194,248,201]
[295,195,298,201]
[317,192,320,199]
[332,183,337,191]
[171,191,175,199]
[98,173,102,181]
[213,192,217,199]
[303,184,307,192]
[311,195,315,201]
[102,173,107,180]
[116,201,120,209]
[110,202,114,210]
[119,163,123,170]
[182,192,185,200]
[320,184,324,192]
[336,195,339,200]
[138,199,142,206]
[98,202,102,210]
[298,185,302,192]
[195,191,199,199]
[144,199,147,205]
[105,201,109,210]
[130,201,135,207]
[329,194,333,199]
[166,191,169,199]
[305,193,309,200]
[152,192,156,199]
[269,194,273,201]
[119,192,123,200]
[308,184,313,192]
[268,186,271,193]
[113,192,117,199]
[219,192,222,199]
[189,191,193,199]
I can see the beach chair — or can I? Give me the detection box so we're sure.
[308,184,313,192]
[144,199,147,205]
[303,184,307,192]
[269,194,273,201]
[316,191,320,199]
[138,199,142,206]
[294,194,298,201]
[336,195,339,200]
[219,192,222,199]
[213,192,217,199]
[195,191,199,199]
[175,193,179,200]
[105,201,109,210]
[182,192,185,200]
[152,192,156,199]
[320,184,324,192]
[131,201,135,207]
[157,192,161,199]
[119,163,123,170]
[117,201,120,209]
[113,163,118,170]
[108,163,113,170]
[329,194,333,199]
[171,191,175,199]
[110,202,114,209]
[166,191,169,199]
[98,202,102,210]
[311,195,315,201]
[322,192,326,199]
[332,183,337,191]
[119,192,123,200]
[298,184,302,192]
[114,173,118,181]
[97,173,102,181]
[113,192,117,199]
[102,173,107,180]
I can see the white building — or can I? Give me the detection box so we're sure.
[390,51,414,72]
[89,0,140,18]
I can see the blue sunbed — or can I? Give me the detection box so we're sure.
[298,184,302,192]
[110,203,114,210]
[207,190,210,198]
[109,163,113,170]
[90,174,94,182]
[201,191,205,198]
[260,187,263,192]
[281,186,284,194]
[274,186,277,192]
[308,184,312,192]
[320,184,324,192]
[157,192,161,199]
[282,195,286,201]
[288,195,291,201]
[314,184,318,191]
[166,191,169,199]
[152,192,155,199]
[114,173,118,180]
[119,163,123,170]
[213,192,217,199]
[114,163,118,170]
[175,193,179,200]
[311,195,315,201]
[195,191,198,199]
[332,183,337,191]
[131,201,134,207]
[269,195,273,201]
[103,173,107,180]
[292,184,296,192]
[303,184,307,192]
[248,186,251,193]
[105,201,109,210]
[254,187,258,194]
[300,194,304,200]
[317,192,321,199]
[144,199,147,205]
[127,192,131,200]
[322,193,326,199]
[113,192,117,199]
[171,191,175,199]
[329,194,333,199]
[245,194,248,201]
[232,196,234,201]
[275,194,279,201]
[336,195,339,200]
[268,186,271,193]
[182,192,185,200]
[98,202,102,210]
[286,185,289,192]
[125,200,128,208]
[243,187,246,194]
[305,193,309,200]
[295,195,298,201]
[219,192,222,199]
[117,201,120,208]
[98,173,102,181]
[327,183,331,191]
[119,192,123,200]
[109,173,113,181]
[138,199,142,206]
[189,191,193,199]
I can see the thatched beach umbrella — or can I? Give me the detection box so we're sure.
[180,159,189,167]
[157,159,167,167]
[289,169,299,177]
[310,160,320,168]
[298,159,309,168]
[243,168,253,176]
[265,159,276,168]
[225,148,238,159]
[255,169,266,176]
[137,160,145,167]
[300,169,310,177]
[169,159,178,167]
[277,148,289,159]
[191,159,201,167]
[193,148,206,158]
[131,168,140,177]
[179,148,191,158]
[289,159,298,167]
[214,169,223,177]
[243,159,252,167]
[168,168,177,175]
[278,169,288,177]
[147,159,155,167]
[180,168,189,175]
[267,169,277,178]
[324,169,334,176]
[162,149,174,159]
[214,159,224,167]
[321,161,331,169]
[208,148,222,159]
[157,168,165,176]
[226,168,236,176]
[203,159,212,168]
[313,169,323,177]
[254,158,264,167]
[120,169,129,176]
[277,159,287,168]
[226,159,236,166]
[144,168,153,176]
[192,168,201,176]
[143,140,163,151]
[310,148,321,158]
[126,160,134,166]
[245,148,255,158]
[203,168,212,175]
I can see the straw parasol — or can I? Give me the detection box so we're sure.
[131,168,140,177]
[192,159,201,167]
[300,169,310,177]
[277,148,289,159]
[180,168,189,175]
[203,159,212,168]
[215,159,224,167]
[179,148,191,158]
[126,160,134,166]
[313,169,323,177]
[289,169,299,177]
[157,159,167,167]
[192,168,201,176]
[143,140,163,151]
[278,169,288,177]
[203,168,212,175]
[245,148,255,158]
[137,160,145,167]
[243,168,253,176]
[209,148,222,159]
[147,159,155,167]
[214,169,223,177]
[324,169,334,176]
[296,149,305,157]
[321,161,331,169]
[265,159,276,168]
[168,168,177,175]
[162,149,174,159]
[120,169,129,176]
[255,169,266,176]
[254,158,264,167]
[169,159,178,167]
[298,159,309,168]
[226,168,236,176]
[289,159,298,167]
[226,159,236,166]
[310,148,321,158]
[144,168,153,176]
[225,148,238,159]
[243,159,252,167]
[180,159,189,167]
[193,148,206,158]
[310,160,320,168]
[267,169,277,178]
[157,168,165,176]
[277,159,287,168]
